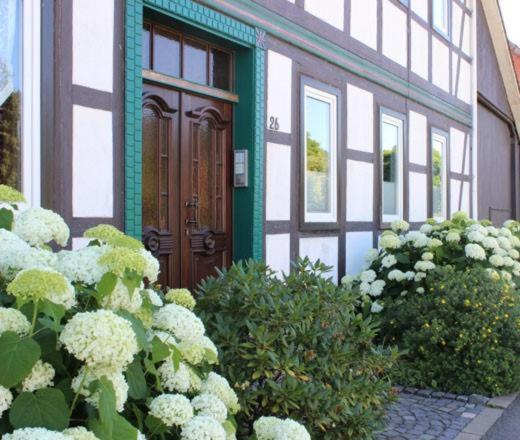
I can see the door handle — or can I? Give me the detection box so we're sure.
[185,200,199,208]
[185,198,199,227]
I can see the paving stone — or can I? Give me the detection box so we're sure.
[432,391,447,398]
[468,394,490,405]
[456,395,469,403]
[403,387,419,394]
[417,389,434,398]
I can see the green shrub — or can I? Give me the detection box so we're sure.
[196,258,399,439]
[382,266,520,396]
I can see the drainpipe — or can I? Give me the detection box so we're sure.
[471,0,478,220]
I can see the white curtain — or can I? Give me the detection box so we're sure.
[0,0,19,107]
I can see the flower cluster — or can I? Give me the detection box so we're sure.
[0,307,31,336]
[165,288,197,310]
[253,416,311,440]
[22,360,55,392]
[13,207,69,247]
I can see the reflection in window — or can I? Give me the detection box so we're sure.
[0,0,22,188]
[303,85,337,223]
[433,0,450,37]
[381,113,403,221]
[183,39,208,85]
[153,27,181,78]
[432,132,447,219]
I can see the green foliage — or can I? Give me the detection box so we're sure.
[382,266,520,396]
[197,258,398,439]
[0,332,41,388]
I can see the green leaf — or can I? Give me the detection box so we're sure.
[116,310,149,351]
[122,270,142,295]
[395,253,410,264]
[145,414,168,435]
[98,377,117,435]
[0,208,13,231]
[204,348,219,365]
[112,414,139,440]
[0,332,41,387]
[171,345,182,371]
[151,336,170,364]
[223,419,237,436]
[126,360,148,400]
[9,388,69,430]
[39,300,66,332]
[96,272,118,298]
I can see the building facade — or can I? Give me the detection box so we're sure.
[1,0,519,289]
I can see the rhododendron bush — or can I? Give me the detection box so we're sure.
[0,185,309,440]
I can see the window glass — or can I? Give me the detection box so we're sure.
[210,48,231,91]
[304,86,337,223]
[142,24,151,70]
[0,0,22,188]
[183,39,207,85]
[153,28,180,77]
[432,133,447,219]
[433,0,449,36]
[381,113,403,220]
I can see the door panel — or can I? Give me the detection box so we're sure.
[142,84,233,290]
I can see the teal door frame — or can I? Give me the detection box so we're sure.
[125,0,265,260]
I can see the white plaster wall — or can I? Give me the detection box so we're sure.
[411,20,429,80]
[409,111,427,165]
[450,179,470,215]
[345,231,373,276]
[72,0,114,92]
[409,172,428,222]
[347,84,374,153]
[346,160,373,221]
[267,50,292,134]
[305,0,344,30]
[265,234,291,277]
[432,37,450,92]
[411,0,429,22]
[462,13,471,56]
[457,58,472,104]
[350,0,378,50]
[299,236,338,283]
[72,237,91,250]
[452,2,463,47]
[72,105,113,218]
[450,127,469,175]
[266,143,291,221]
[382,0,408,67]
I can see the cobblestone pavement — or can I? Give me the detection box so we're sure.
[377,390,488,440]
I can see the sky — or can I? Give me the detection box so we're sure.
[499,0,520,46]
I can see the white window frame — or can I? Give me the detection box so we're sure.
[380,111,404,223]
[431,130,448,221]
[21,0,41,207]
[303,85,338,224]
[432,0,450,39]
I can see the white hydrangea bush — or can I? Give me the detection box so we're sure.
[345,212,520,313]
[0,186,310,440]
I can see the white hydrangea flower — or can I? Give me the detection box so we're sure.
[489,255,504,267]
[486,226,499,236]
[200,372,240,415]
[510,235,520,248]
[400,290,408,296]
[369,280,385,297]
[13,207,69,247]
[101,280,143,314]
[497,236,512,251]
[364,248,379,264]
[158,360,192,393]
[370,302,383,314]
[192,393,228,423]
[0,385,13,418]
[465,243,486,260]
[22,360,55,392]
[71,366,128,412]
[428,238,443,248]
[467,231,485,243]
[153,304,205,342]
[482,236,499,250]
[254,417,280,440]
[149,394,193,427]
[145,289,163,307]
[57,245,108,285]
[388,270,406,282]
[414,272,427,282]
[179,336,218,365]
[513,262,520,277]
[404,271,415,281]
[381,255,397,268]
[467,224,489,236]
[495,248,508,257]
[499,227,513,238]
[421,252,434,261]
[359,282,371,295]
[3,428,70,440]
[188,368,203,393]
[404,231,429,248]
[414,261,436,272]
[391,220,409,233]
[380,234,401,250]
[0,307,31,336]
[419,224,433,234]
[508,249,520,259]
[254,417,310,440]
[340,274,355,287]
[360,270,377,283]
[181,415,226,440]
[503,256,515,267]
[60,310,138,372]
[140,249,160,283]
[416,287,425,294]
[501,271,513,282]
[445,231,461,243]
[62,427,100,440]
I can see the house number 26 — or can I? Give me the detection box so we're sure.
[269,116,280,131]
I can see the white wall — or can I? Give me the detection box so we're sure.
[350,0,378,50]
[347,84,374,152]
[266,234,291,277]
[304,0,344,30]
[345,231,373,276]
[266,143,291,221]
[267,50,292,134]
[299,237,338,283]
[382,0,408,67]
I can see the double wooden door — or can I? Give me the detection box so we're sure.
[141,82,233,290]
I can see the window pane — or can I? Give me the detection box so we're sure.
[183,39,207,85]
[210,48,230,90]
[382,121,400,216]
[153,28,180,77]
[0,0,22,188]
[433,0,448,34]
[142,24,151,70]
[432,137,445,218]
[306,96,331,214]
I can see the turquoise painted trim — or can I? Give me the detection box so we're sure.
[125,0,265,259]
[199,0,473,127]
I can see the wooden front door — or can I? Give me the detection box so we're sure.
[142,83,233,290]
